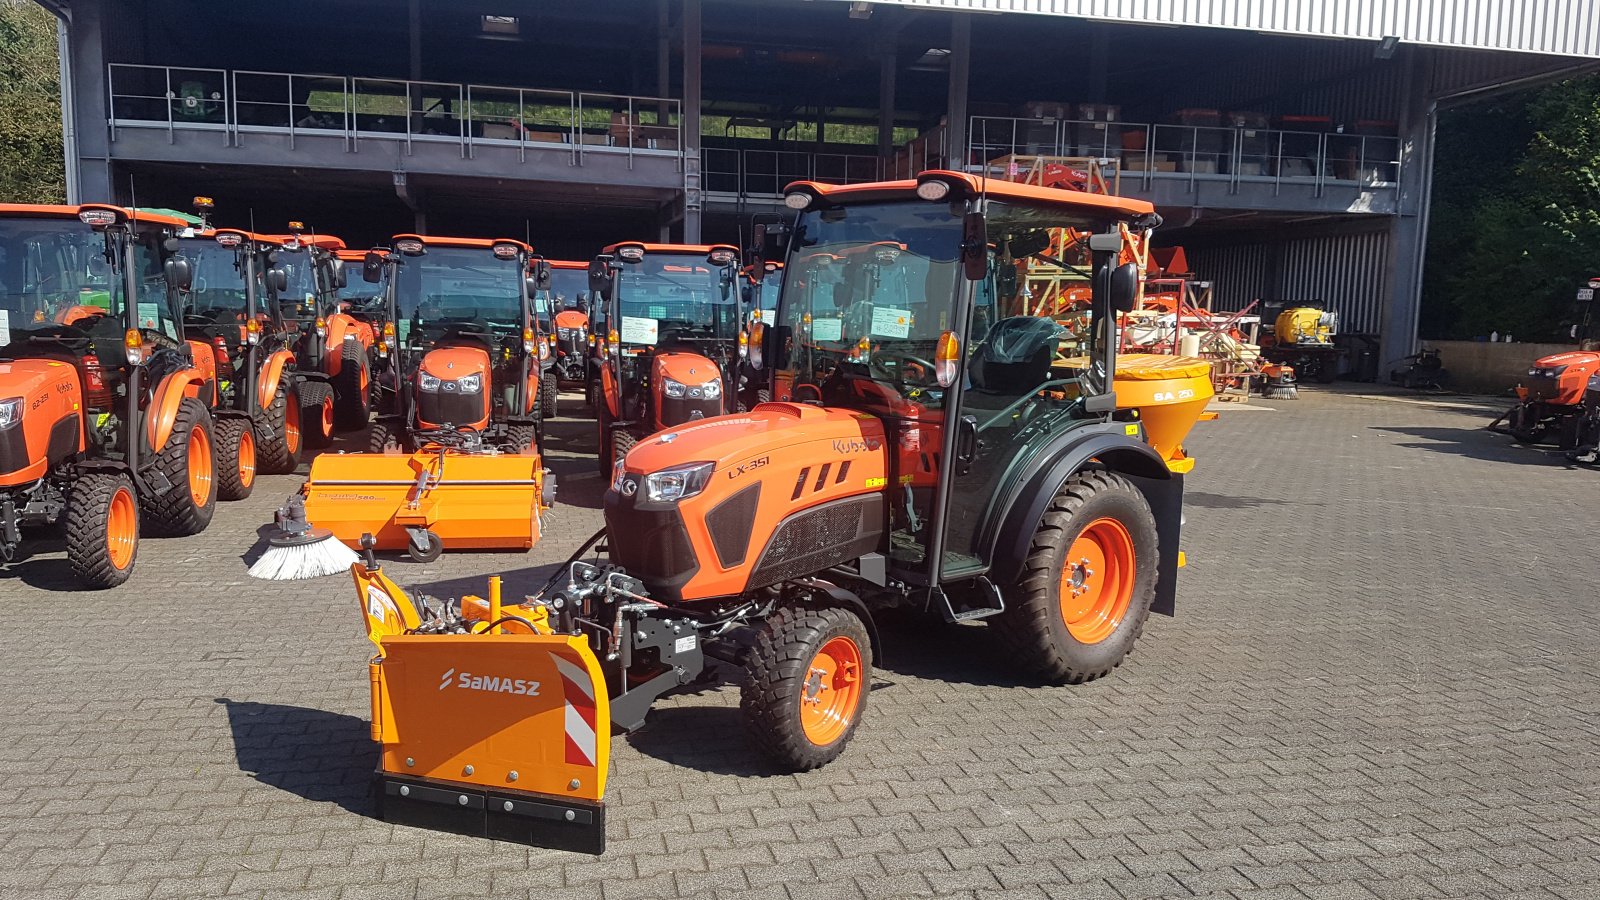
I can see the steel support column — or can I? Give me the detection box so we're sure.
[877,48,898,158]
[681,0,703,243]
[59,0,111,201]
[945,14,971,171]
[1380,49,1435,368]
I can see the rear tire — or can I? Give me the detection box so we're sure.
[299,381,335,450]
[66,471,138,589]
[368,419,407,454]
[741,604,872,771]
[332,342,370,430]
[256,381,303,474]
[542,374,559,421]
[991,469,1157,685]
[505,423,537,454]
[611,428,637,476]
[142,397,218,537]
[214,416,257,501]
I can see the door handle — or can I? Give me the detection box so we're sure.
[955,414,978,476]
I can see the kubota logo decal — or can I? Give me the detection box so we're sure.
[437,667,541,697]
[832,437,882,454]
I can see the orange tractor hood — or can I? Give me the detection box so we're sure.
[1533,350,1600,369]
[623,402,884,474]
[554,310,589,329]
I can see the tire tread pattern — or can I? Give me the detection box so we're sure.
[141,397,217,536]
[214,416,254,501]
[256,382,300,474]
[66,471,137,589]
[740,603,872,772]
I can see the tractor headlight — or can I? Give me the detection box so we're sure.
[456,373,482,393]
[663,377,722,400]
[644,461,714,504]
[0,398,23,429]
[418,371,441,392]
[1531,364,1568,378]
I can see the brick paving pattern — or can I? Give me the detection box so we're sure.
[2,388,1598,900]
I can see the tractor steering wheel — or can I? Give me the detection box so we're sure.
[869,353,939,388]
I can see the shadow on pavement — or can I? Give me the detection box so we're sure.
[216,698,376,815]
[1185,491,1294,510]
[1375,425,1569,465]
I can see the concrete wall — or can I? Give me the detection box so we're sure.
[1420,339,1575,394]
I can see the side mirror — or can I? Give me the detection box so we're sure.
[268,268,289,294]
[831,282,850,309]
[532,260,552,292]
[362,252,383,283]
[1573,324,1581,339]
[164,257,193,292]
[588,257,614,298]
[331,259,348,289]
[1109,262,1140,313]
[961,212,987,281]
[755,222,789,266]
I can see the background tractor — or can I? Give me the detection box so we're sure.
[273,223,376,442]
[0,204,217,587]
[1260,301,1340,384]
[1496,280,1600,446]
[351,172,1206,853]
[544,259,594,411]
[587,242,742,477]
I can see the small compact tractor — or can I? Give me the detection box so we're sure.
[298,235,554,561]
[0,204,217,587]
[545,259,594,410]
[273,223,377,442]
[1261,302,1340,384]
[349,172,1207,853]
[589,242,743,476]
[1494,279,1600,447]
[177,226,315,493]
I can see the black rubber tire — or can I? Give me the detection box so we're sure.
[332,341,370,431]
[368,419,408,454]
[586,378,599,411]
[407,528,443,563]
[505,423,537,454]
[66,470,138,589]
[611,428,637,476]
[990,469,1158,685]
[542,373,559,421]
[299,381,335,450]
[214,416,256,501]
[741,604,873,772]
[531,384,546,450]
[141,397,218,537]
[756,388,772,405]
[596,404,612,477]
[256,381,302,474]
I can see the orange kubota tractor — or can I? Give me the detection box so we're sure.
[274,224,377,442]
[349,172,1209,853]
[1496,279,1600,447]
[589,242,742,477]
[545,259,594,412]
[298,235,554,561]
[0,204,217,587]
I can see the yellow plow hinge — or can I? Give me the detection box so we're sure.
[305,448,546,552]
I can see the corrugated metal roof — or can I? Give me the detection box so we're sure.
[845,0,1600,59]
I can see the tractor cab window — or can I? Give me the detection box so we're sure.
[614,255,736,347]
[547,268,589,314]
[180,239,249,321]
[111,233,181,343]
[271,247,321,322]
[0,218,114,336]
[335,259,385,310]
[395,247,524,345]
[775,201,961,417]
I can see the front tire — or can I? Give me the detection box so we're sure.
[611,428,637,477]
[142,397,218,536]
[214,416,257,501]
[541,374,559,421]
[368,419,408,454]
[257,381,303,474]
[66,471,139,589]
[299,381,335,450]
[332,342,370,430]
[741,604,872,771]
[991,469,1158,684]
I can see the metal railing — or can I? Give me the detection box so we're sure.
[108,63,683,167]
[968,115,1401,195]
[702,147,886,197]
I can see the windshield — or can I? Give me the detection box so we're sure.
[394,247,524,338]
[0,218,115,331]
[548,268,589,313]
[272,247,321,321]
[615,253,735,345]
[181,238,248,316]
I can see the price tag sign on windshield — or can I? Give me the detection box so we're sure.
[620,316,659,345]
[811,317,843,343]
[870,306,913,339]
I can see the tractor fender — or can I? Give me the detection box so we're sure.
[147,367,207,453]
[983,427,1182,617]
[185,339,219,406]
[600,363,620,419]
[256,349,296,410]
[796,576,884,666]
[323,315,373,377]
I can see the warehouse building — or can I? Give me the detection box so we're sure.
[34,0,1600,364]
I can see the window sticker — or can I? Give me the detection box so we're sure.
[619,316,659,345]
[811,317,843,342]
[870,306,913,339]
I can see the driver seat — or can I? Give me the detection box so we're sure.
[967,316,1063,405]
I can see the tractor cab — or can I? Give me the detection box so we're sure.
[366,235,546,452]
[588,241,741,473]
[545,259,594,386]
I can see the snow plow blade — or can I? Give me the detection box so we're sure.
[304,447,550,553]
[353,563,610,854]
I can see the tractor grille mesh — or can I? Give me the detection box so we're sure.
[748,494,883,589]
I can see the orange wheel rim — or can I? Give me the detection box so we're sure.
[237,427,256,489]
[285,401,301,455]
[799,635,863,746]
[106,486,136,570]
[1059,517,1136,645]
[320,395,334,436]
[186,424,214,506]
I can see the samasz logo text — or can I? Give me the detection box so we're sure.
[437,667,541,697]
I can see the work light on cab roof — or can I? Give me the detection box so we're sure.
[394,238,425,255]
[77,208,118,227]
[492,241,521,260]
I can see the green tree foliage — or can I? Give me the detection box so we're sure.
[0,0,65,204]
[1422,75,1600,341]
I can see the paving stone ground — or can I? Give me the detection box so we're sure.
[2,387,1599,900]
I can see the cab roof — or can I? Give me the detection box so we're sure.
[212,227,283,247]
[336,248,381,262]
[0,203,196,229]
[602,241,739,256]
[785,170,1156,219]
[393,234,533,253]
[274,233,347,250]
[547,259,590,270]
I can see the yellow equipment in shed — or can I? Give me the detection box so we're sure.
[1274,306,1337,347]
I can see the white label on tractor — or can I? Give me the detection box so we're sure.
[365,584,389,623]
[620,315,659,345]
[137,302,161,330]
[870,306,913,339]
[811,317,843,342]
[446,670,541,698]
[1579,288,1595,301]
[0,310,9,346]
[674,635,697,654]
